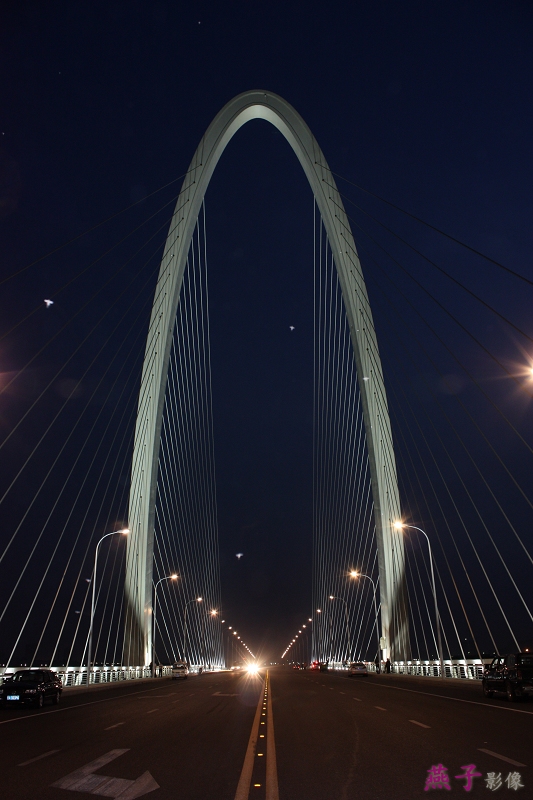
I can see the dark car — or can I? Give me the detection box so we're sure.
[1,669,63,709]
[482,653,533,701]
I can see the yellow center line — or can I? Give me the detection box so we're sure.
[233,675,266,800]
[266,671,279,800]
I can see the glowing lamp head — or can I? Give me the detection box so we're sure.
[170,574,178,580]
[210,609,218,616]
[197,597,203,602]
[120,528,130,535]
[329,595,334,600]
[350,571,359,578]
[393,521,404,530]
[317,609,322,613]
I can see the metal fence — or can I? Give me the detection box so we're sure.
[329,659,489,680]
[0,666,171,687]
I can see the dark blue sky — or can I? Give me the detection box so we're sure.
[0,1,532,663]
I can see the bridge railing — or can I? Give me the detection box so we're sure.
[0,664,226,686]
[328,659,490,680]
[0,666,171,686]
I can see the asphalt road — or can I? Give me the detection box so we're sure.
[0,667,531,799]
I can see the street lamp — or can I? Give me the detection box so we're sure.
[315,609,323,661]
[394,522,445,678]
[152,574,179,677]
[183,597,202,668]
[329,595,351,663]
[350,570,380,671]
[87,528,129,685]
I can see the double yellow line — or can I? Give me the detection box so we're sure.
[234,670,279,800]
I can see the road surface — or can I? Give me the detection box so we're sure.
[1,667,530,798]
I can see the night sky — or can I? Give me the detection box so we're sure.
[1,1,532,664]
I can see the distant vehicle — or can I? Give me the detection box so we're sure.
[0,669,62,708]
[292,663,301,670]
[171,662,189,680]
[348,662,369,677]
[310,661,320,671]
[482,653,533,701]
[319,662,329,672]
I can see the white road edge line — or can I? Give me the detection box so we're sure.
[18,749,60,766]
[409,719,431,728]
[360,681,533,716]
[0,683,170,726]
[104,722,124,730]
[477,748,526,767]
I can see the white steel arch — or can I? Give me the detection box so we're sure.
[124,90,410,665]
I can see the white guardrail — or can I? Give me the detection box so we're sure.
[328,659,490,680]
[0,664,225,686]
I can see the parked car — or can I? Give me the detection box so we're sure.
[482,653,533,701]
[0,669,62,708]
[171,662,189,680]
[348,662,369,677]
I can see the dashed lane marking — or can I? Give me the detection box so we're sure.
[146,709,159,714]
[104,723,125,730]
[360,680,533,716]
[353,697,362,701]
[409,720,430,728]
[375,706,386,711]
[0,683,174,726]
[339,691,346,694]
[19,750,60,766]
[477,749,526,767]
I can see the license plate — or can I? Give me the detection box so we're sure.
[7,695,20,700]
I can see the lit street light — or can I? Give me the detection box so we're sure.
[350,570,380,670]
[183,597,202,668]
[87,528,129,685]
[329,595,351,663]
[394,521,445,678]
[152,574,179,677]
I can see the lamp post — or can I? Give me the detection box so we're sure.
[316,609,322,661]
[394,522,445,679]
[205,610,217,671]
[329,596,351,663]
[183,597,202,669]
[152,574,179,677]
[87,528,129,685]
[349,570,380,670]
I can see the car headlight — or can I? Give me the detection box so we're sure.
[24,689,37,694]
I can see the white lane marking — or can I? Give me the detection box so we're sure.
[361,681,533,716]
[104,722,125,730]
[339,691,346,695]
[18,749,60,766]
[146,709,159,714]
[137,694,174,698]
[0,684,169,726]
[213,691,239,696]
[51,749,159,797]
[478,748,526,767]
[375,706,386,711]
[409,719,431,728]
[353,697,362,701]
